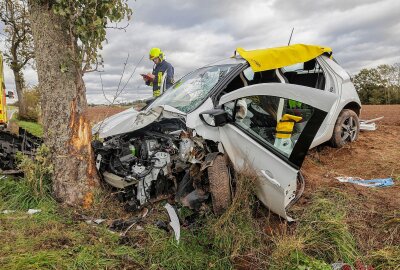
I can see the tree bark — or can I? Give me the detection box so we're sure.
[12,69,26,117]
[28,1,99,206]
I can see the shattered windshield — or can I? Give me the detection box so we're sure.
[148,64,237,113]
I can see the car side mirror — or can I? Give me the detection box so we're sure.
[6,91,14,99]
[199,108,228,127]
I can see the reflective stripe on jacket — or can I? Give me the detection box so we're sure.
[146,60,174,95]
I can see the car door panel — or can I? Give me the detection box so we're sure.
[220,125,298,220]
[217,83,336,220]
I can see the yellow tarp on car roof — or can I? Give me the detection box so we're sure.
[236,44,332,72]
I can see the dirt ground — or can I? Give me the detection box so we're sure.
[301,105,400,254]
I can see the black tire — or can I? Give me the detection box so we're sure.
[208,155,232,215]
[330,109,360,148]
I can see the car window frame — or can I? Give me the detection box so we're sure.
[221,94,328,169]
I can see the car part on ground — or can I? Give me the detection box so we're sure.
[164,203,181,243]
[359,116,384,131]
[330,109,360,148]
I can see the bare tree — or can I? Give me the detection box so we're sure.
[0,0,34,118]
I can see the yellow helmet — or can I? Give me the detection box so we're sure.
[149,48,163,60]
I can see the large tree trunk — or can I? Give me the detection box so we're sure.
[28,2,99,206]
[12,69,26,118]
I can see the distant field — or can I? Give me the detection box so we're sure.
[87,106,130,124]
[360,104,400,126]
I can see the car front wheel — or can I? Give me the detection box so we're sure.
[208,155,232,215]
[331,109,360,148]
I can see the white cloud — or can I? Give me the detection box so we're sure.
[1,0,399,104]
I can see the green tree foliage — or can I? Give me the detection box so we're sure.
[50,0,132,72]
[353,64,400,104]
[21,86,40,121]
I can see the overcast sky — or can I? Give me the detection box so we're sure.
[1,0,399,104]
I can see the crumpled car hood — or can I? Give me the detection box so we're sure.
[92,105,185,138]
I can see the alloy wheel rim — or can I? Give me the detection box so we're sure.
[341,116,357,142]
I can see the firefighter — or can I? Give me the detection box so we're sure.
[142,48,175,97]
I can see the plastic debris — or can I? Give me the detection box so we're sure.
[359,116,384,131]
[1,210,15,214]
[359,122,376,131]
[335,177,394,187]
[94,218,106,224]
[164,203,181,243]
[86,218,106,225]
[27,209,42,214]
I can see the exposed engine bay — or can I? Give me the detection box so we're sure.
[0,118,230,213]
[92,119,222,211]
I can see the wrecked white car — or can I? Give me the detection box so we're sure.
[92,44,361,220]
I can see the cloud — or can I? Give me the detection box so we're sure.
[1,0,399,104]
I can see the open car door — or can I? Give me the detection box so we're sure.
[216,83,336,220]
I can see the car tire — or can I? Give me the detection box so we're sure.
[208,155,232,215]
[330,109,360,148]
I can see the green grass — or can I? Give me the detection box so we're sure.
[268,188,359,269]
[15,120,43,137]
[0,172,262,270]
[298,189,359,263]
[0,177,144,270]
[1,171,398,269]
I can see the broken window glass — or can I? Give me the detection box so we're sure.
[148,64,237,113]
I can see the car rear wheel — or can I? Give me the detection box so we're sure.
[331,109,360,148]
[208,155,232,215]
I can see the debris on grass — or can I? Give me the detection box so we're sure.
[335,177,394,187]
[85,218,106,225]
[27,209,42,215]
[1,209,15,214]
[164,203,181,243]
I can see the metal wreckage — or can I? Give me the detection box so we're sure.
[0,44,363,219]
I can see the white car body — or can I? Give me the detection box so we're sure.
[93,53,361,220]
